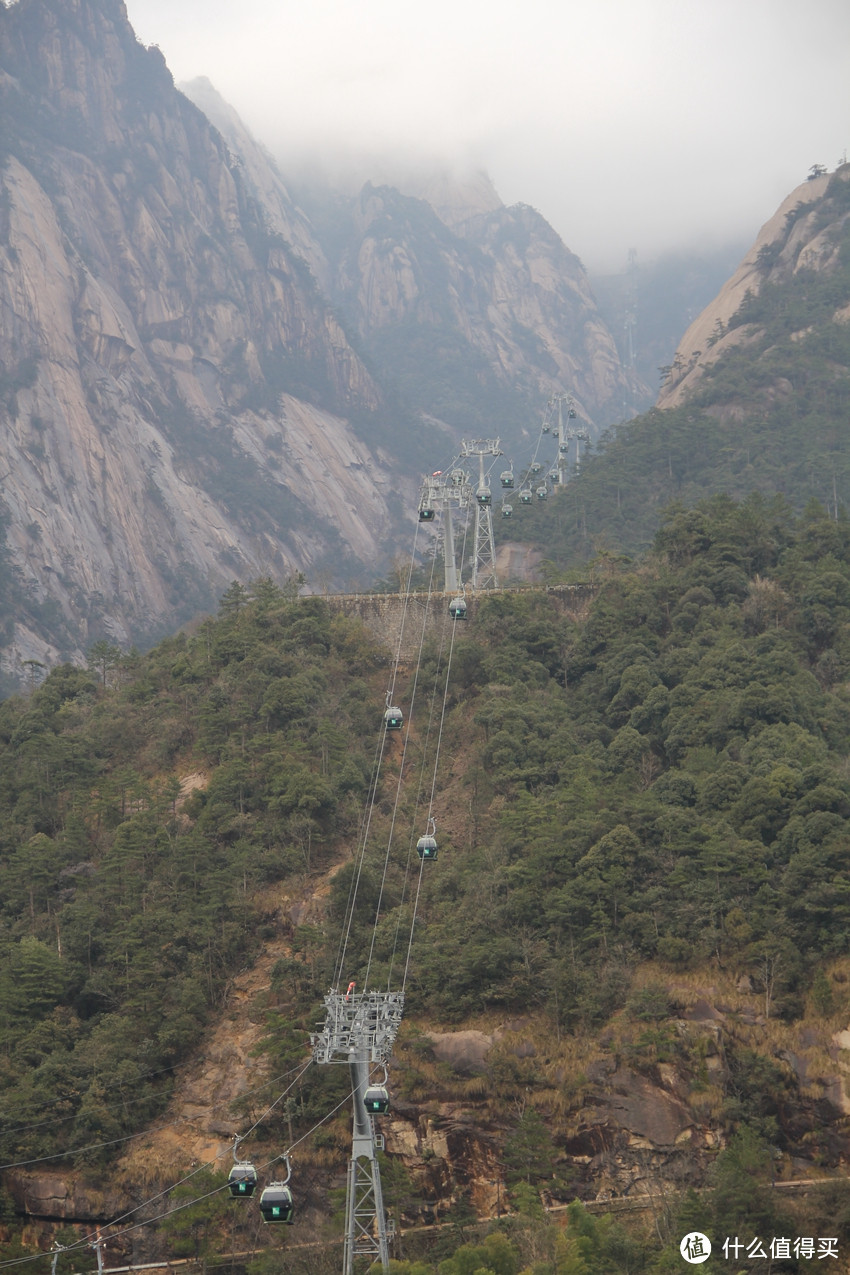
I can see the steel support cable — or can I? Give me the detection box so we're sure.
[362,539,439,990]
[334,519,423,987]
[386,520,421,712]
[232,1056,315,1148]
[384,546,453,991]
[95,1082,357,1260]
[401,497,472,993]
[86,1066,348,1252]
[0,1063,184,1137]
[373,536,443,988]
[402,608,460,996]
[0,1062,355,1271]
[0,1120,192,1172]
[333,717,391,988]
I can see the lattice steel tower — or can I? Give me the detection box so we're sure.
[312,989,404,1275]
[554,395,588,484]
[460,438,502,589]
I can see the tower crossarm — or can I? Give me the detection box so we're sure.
[311,990,405,1064]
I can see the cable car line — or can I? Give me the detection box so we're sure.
[384,569,453,989]
[0,1061,311,1174]
[0,1119,195,1173]
[0,1071,363,1271]
[0,1062,316,1264]
[403,588,461,993]
[334,523,425,990]
[362,540,441,991]
[386,491,472,989]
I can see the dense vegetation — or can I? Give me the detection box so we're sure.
[0,582,380,1168]
[298,498,850,1103]
[1,492,850,1269]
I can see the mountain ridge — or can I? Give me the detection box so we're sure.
[0,0,638,684]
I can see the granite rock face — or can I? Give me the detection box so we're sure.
[0,0,391,670]
[0,0,638,675]
[656,168,849,408]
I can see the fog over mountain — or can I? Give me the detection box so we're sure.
[125,0,850,271]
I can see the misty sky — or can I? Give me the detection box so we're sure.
[125,0,849,272]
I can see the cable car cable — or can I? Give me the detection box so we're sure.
[362,539,440,990]
[0,1062,311,1172]
[384,484,472,989]
[334,519,425,988]
[0,1069,359,1271]
[385,486,472,986]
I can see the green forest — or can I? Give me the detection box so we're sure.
[3,491,850,1269]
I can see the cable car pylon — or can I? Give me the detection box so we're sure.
[461,438,501,590]
[311,987,404,1275]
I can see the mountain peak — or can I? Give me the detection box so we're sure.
[657,166,847,407]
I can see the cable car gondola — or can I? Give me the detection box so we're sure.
[259,1185,294,1223]
[364,1084,390,1114]
[228,1140,258,1198]
[419,505,435,522]
[529,461,542,475]
[536,485,548,501]
[476,486,491,506]
[384,706,403,731]
[500,470,514,489]
[519,487,533,505]
[228,1163,258,1198]
[417,818,438,861]
[502,503,513,518]
[449,596,467,621]
[259,1156,294,1224]
[364,1066,391,1115]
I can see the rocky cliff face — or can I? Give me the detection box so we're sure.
[0,0,638,679]
[0,0,393,673]
[656,167,848,408]
[179,81,643,447]
[333,185,635,442]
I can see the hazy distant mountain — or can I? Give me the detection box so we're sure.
[0,0,640,682]
[181,77,645,451]
[590,242,749,409]
[657,170,841,407]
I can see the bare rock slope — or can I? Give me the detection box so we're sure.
[657,169,844,408]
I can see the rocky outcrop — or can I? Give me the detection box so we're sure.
[0,0,394,669]
[657,168,847,408]
[181,86,640,443]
